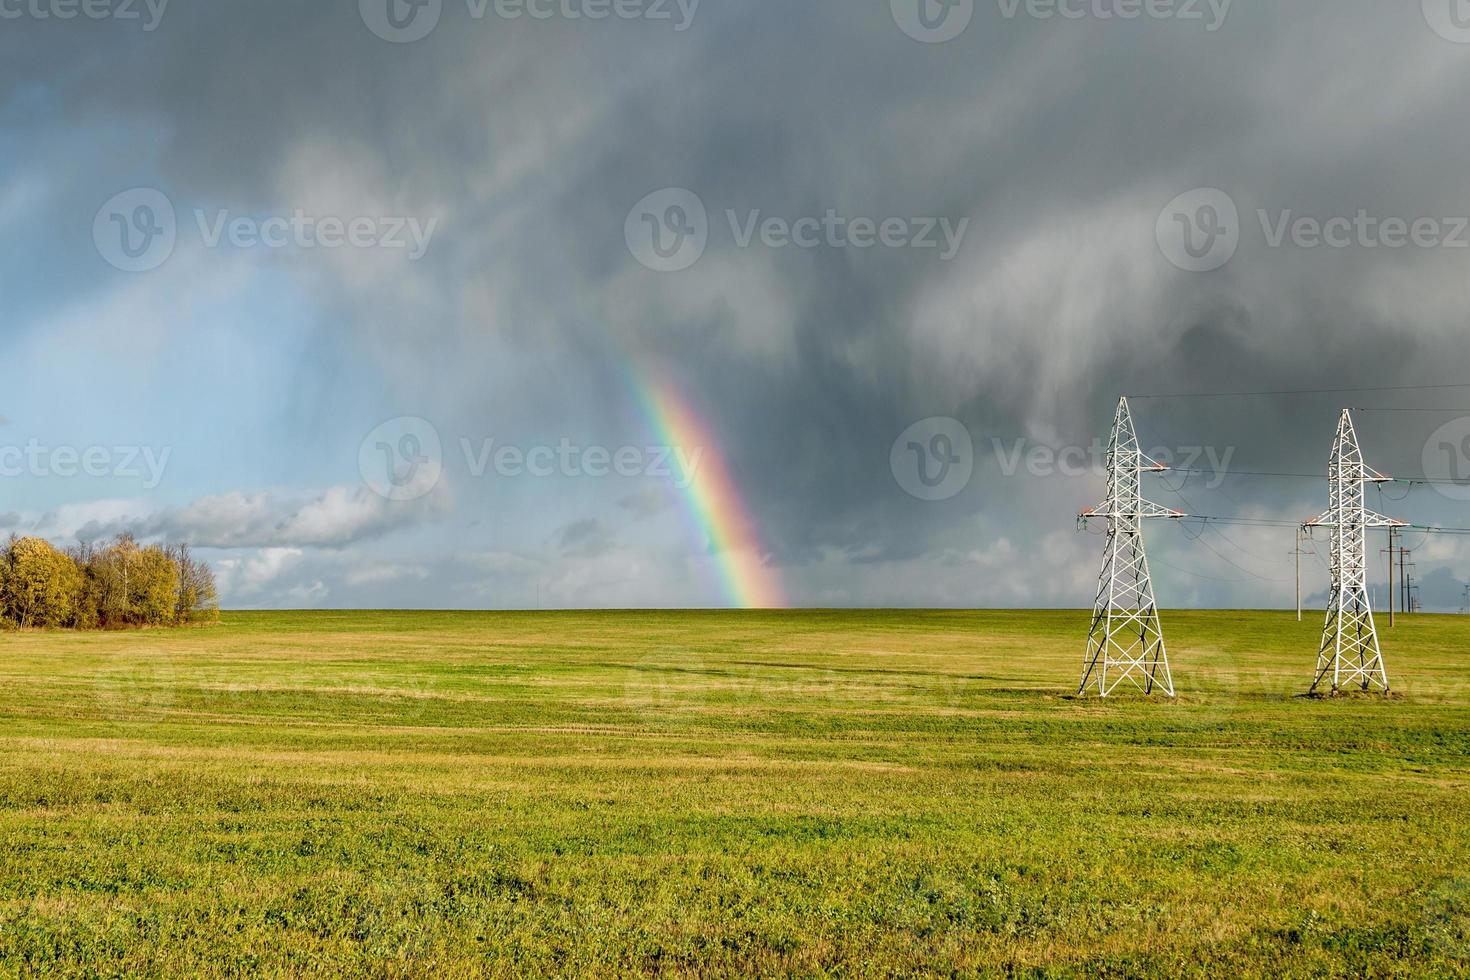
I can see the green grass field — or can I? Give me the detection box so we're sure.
[1,610,1468,977]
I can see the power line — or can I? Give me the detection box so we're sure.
[1150,553,1289,585]
[1165,514,1470,536]
[1170,526,1295,583]
[1161,467,1470,489]
[1152,466,1295,580]
[1139,416,1306,583]
[1172,467,1321,480]
[1172,516,1310,528]
[1354,407,1470,414]
[1129,382,1470,400]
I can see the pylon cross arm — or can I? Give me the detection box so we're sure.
[1309,511,1408,529]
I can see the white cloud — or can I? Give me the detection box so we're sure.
[215,548,305,598]
[286,580,330,607]
[70,482,451,550]
[343,563,430,587]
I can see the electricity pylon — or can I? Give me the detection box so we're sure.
[1304,410,1404,695]
[1078,397,1185,697]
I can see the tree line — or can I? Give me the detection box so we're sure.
[0,534,218,630]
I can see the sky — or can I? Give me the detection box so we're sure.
[5,0,1470,611]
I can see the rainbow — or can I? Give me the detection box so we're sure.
[634,374,785,609]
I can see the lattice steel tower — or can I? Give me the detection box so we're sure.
[1079,397,1185,697]
[1305,410,1404,695]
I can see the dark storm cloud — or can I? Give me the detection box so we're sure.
[555,517,615,558]
[10,0,1470,606]
[617,487,673,518]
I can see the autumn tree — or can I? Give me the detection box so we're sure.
[169,543,220,624]
[129,545,180,625]
[77,534,138,628]
[0,536,83,629]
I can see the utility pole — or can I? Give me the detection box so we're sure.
[1401,550,1408,614]
[1402,554,1416,615]
[1383,527,1396,628]
[1293,525,1308,622]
